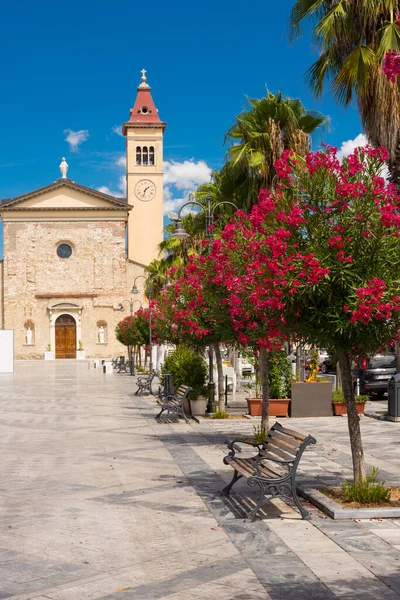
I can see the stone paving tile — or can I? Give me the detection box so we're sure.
[4,362,400,599]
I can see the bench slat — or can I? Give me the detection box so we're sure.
[264,439,298,460]
[227,457,284,480]
[260,444,295,462]
[273,422,309,442]
[268,430,301,452]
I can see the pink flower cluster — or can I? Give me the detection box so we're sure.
[383,49,400,83]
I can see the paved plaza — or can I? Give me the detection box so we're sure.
[1,363,400,599]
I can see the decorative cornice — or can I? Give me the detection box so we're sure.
[0,179,128,210]
[36,293,99,299]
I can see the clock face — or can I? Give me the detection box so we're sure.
[134,179,156,201]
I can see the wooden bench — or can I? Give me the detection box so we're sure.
[134,372,156,396]
[222,422,316,520]
[156,384,192,424]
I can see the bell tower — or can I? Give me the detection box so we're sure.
[122,70,166,266]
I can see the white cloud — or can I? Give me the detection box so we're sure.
[118,175,126,194]
[337,133,368,161]
[337,132,389,179]
[115,155,126,169]
[96,175,126,198]
[64,129,89,152]
[164,159,212,190]
[112,125,123,137]
[97,185,120,197]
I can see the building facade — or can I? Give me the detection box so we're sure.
[0,71,165,360]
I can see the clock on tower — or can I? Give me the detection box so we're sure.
[122,70,167,267]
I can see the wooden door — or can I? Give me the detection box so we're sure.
[55,315,76,359]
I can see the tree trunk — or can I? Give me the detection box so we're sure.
[259,347,269,434]
[213,342,225,412]
[338,350,366,482]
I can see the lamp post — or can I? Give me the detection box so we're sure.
[168,194,239,412]
[131,275,153,372]
[167,194,239,242]
[118,298,142,316]
[119,299,143,375]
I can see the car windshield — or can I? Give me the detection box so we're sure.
[368,355,396,369]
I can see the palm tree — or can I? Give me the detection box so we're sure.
[224,91,328,210]
[289,0,400,185]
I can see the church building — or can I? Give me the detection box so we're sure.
[0,71,165,360]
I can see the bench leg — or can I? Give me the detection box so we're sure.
[292,486,310,520]
[221,470,242,496]
[247,479,268,521]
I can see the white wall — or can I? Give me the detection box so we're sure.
[0,330,14,373]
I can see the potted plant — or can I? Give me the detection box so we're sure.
[333,389,367,415]
[77,340,86,360]
[44,344,54,360]
[190,386,210,416]
[246,350,292,417]
[268,350,291,417]
[162,345,208,416]
[246,376,263,416]
[291,349,333,417]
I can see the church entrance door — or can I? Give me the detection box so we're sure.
[55,314,76,359]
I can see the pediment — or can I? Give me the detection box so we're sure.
[0,179,130,212]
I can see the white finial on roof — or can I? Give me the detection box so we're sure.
[59,157,68,179]
[138,68,150,89]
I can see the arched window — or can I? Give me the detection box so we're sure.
[149,146,155,165]
[97,320,108,344]
[142,146,148,166]
[136,146,142,165]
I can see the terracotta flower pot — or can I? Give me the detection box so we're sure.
[247,398,262,416]
[333,402,365,416]
[246,398,290,417]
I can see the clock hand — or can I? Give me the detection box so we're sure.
[143,186,149,196]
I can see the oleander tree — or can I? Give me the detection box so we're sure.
[215,143,400,482]
[153,257,237,410]
[115,308,151,365]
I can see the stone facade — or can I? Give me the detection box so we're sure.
[2,218,131,359]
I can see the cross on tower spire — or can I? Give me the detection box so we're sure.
[141,68,147,83]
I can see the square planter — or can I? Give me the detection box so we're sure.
[333,402,365,416]
[77,350,86,360]
[44,351,54,360]
[190,397,208,416]
[291,382,333,417]
[246,398,290,417]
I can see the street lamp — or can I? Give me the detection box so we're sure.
[131,274,154,372]
[168,194,239,412]
[168,194,239,241]
[118,298,142,316]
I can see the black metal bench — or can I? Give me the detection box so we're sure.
[117,357,128,373]
[134,371,156,396]
[156,384,192,424]
[222,422,316,520]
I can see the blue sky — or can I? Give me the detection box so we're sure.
[0,0,364,255]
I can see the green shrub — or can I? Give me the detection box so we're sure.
[268,350,292,398]
[342,467,390,504]
[332,389,345,403]
[355,394,368,404]
[162,345,208,400]
[212,409,229,419]
[253,424,267,444]
[332,390,368,404]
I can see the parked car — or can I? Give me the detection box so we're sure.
[355,352,396,398]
